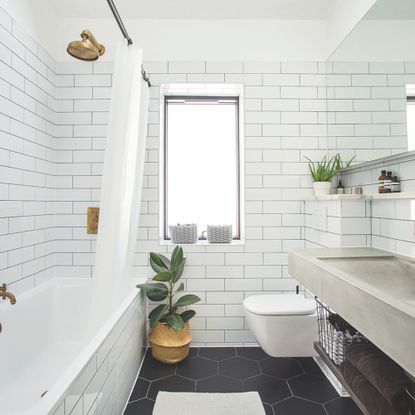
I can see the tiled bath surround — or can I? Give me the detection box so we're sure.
[53,293,146,415]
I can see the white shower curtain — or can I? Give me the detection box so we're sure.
[93,40,149,306]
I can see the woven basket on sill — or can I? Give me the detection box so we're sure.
[169,224,198,244]
[207,225,233,244]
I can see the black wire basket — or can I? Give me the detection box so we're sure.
[315,297,366,366]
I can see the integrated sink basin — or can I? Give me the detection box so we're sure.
[288,247,415,377]
[318,255,415,308]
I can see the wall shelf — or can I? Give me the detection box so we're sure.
[370,192,415,200]
[304,195,368,201]
[305,192,415,201]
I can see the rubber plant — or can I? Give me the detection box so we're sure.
[137,246,201,331]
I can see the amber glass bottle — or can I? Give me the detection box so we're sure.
[378,170,387,193]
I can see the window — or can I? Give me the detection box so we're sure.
[406,85,415,151]
[161,90,243,242]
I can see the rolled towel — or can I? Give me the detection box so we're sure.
[345,343,412,413]
[328,313,358,335]
[341,360,400,415]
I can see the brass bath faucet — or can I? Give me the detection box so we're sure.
[1,283,16,305]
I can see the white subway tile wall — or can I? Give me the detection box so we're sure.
[0,7,57,294]
[304,200,372,248]
[141,61,331,344]
[2,6,415,347]
[340,157,415,256]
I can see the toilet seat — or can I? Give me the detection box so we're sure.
[243,294,315,316]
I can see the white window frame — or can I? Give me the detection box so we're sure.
[159,84,245,244]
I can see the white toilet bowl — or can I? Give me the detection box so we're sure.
[243,294,318,357]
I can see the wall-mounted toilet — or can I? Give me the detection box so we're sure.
[243,294,318,357]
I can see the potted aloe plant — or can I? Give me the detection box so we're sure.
[305,154,355,196]
[137,246,201,364]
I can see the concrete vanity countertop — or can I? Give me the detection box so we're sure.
[288,247,415,377]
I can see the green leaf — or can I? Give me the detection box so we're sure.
[172,258,186,283]
[149,304,168,329]
[171,246,183,271]
[136,283,147,292]
[305,154,340,182]
[150,252,168,273]
[174,294,201,307]
[180,310,196,323]
[145,283,168,301]
[153,271,173,282]
[175,282,185,292]
[166,313,184,331]
[158,254,171,269]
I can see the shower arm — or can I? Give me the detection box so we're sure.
[81,30,105,55]
[106,0,151,87]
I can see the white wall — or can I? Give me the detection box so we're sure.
[327,0,377,58]
[58,18,329,62]
[329,20,415,62]
[0,0,330,62]
[0,0,59,59]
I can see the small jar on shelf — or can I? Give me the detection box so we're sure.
[391,176,401,193]
[384,171,393,193]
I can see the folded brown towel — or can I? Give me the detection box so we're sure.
[341,360,400,415]
[345,343,412,413]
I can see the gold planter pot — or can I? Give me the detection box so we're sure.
[149,322,191,364]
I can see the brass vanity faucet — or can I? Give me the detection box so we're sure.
[1,283,16,305]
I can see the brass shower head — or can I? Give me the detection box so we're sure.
[67,30,105,61]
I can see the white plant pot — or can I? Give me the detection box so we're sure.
[313,181,332,196]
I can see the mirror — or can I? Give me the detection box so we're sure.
[327,0,415,165]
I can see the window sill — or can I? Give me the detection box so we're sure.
[159,240,245,246]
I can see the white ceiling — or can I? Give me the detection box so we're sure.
[365,0,415,20]
[51,0,331,20]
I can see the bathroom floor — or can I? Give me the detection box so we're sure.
[124,347,363,415]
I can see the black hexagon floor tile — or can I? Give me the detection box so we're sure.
[236,347,270,361]
[199,347,236,361]
[124,398,154,415]
[148,375,196,400]
[261,358,303,379]
[273,397,327,415]
[298,358,324,377]
[185,347,199,359]
[125,348,360,415]
[144,348,153,359]
[263,402,275,415]
[177,356,218,380]
[244,374,291,405]
[197,374,243,393]
[325,397,364,415]
[128,377,150,402]
[139,356,176,381]
[289,373,339,404]
[219,356,261,380]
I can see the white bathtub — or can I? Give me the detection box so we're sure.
[0,278,147,415]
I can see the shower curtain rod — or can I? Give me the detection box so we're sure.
[106,0,152,87]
